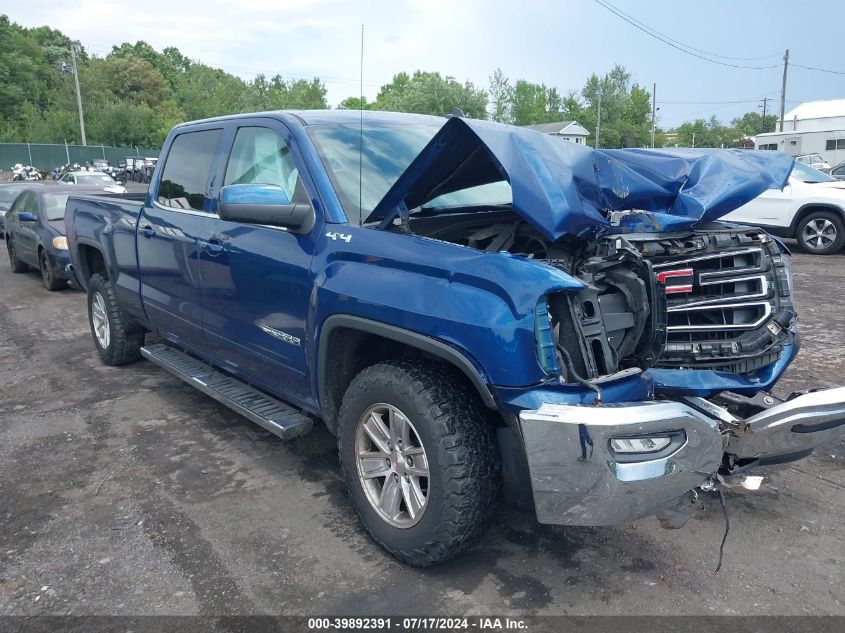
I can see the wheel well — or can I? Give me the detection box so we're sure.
[791,205,845,236]
[78,244,107,284]
[320,325,499,434]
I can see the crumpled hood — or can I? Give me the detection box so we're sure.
[365,117,795,241]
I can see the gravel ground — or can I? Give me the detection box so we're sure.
[0,246,843,617]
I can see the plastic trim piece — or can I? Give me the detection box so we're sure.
[318,314,496,409]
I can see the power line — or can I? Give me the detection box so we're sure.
[659,97,773,105]
[591,0,781,70]
[791,63,845,76]
[592,0,782,61]
[660,100,765,124]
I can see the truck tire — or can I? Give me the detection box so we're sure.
[87,273,144,365]
[796,211,845,254]
[7,240,28,273]
[337,360,500,566]
[40,250,65,291]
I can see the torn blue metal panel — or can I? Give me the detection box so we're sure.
[366,117,795,241]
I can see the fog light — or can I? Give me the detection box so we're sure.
[610,436,672,453]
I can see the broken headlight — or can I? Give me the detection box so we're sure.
[534,297,559,375]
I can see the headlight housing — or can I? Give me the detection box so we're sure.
[781,254,794,296]
[534,297,559,375]
[52,236,68,250]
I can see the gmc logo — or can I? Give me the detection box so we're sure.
[656,268,694,294]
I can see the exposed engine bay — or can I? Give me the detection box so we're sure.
[402,209,796,379]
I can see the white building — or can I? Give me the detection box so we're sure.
[755,99,845,166]
[524,121,590,144]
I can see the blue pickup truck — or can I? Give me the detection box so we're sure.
[65,110,845,566]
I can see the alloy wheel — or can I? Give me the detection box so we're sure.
[91,291,111,349]
[355,403,430,528]
[802,218,838,251]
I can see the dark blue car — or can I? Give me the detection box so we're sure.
[5,186,99,290]
[0,182,43,239]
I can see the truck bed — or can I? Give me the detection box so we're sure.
[65,193,145,311]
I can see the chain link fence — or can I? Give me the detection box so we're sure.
[0,143,159,172]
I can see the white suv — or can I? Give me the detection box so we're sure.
[723,161,845,254]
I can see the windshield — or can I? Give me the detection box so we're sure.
[0,185,27,204]
[76,174,116,186]
[792,161,835,183]
[44,194,71,221]
[307,123,511,224]
[798,154,824,164]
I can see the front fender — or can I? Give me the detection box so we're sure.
[309,225,584,391]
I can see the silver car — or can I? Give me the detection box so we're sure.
[829,161,845,180]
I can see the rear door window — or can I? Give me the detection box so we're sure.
[157,129,222,211]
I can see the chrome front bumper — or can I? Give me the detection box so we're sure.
[518,387,845,526]
[724,387,845,459]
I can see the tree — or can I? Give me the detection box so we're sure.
[673,115,741,148]
[579,65,652,147]
[0,16,59,128]
[620,83,652,147]
[108,40,182,91]
[488,68,513,123]
[510,80,546,125]
[337,96,368,110]
[732,111,777,137]
[368,71,488,118]
[101,57,169,108]
[269,76,328,109]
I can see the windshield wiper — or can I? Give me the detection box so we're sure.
[416,202,511,214]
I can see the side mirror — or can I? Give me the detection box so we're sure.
[18,212,38,222]
[116,181,123,186]
[219,184,315,233]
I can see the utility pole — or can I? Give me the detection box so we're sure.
[692,132,696,148]
[779,49,789,133]
[595,90,602,148]
[758,97,769,133]
[70,43,87,146]
[651,82,657,148]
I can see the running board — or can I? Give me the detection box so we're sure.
[140,343,314,440]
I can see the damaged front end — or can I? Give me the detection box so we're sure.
[365,115,845,529]
[545,224,797,386]
[518,385,845,528]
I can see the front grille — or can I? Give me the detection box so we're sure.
[650,238,794,372]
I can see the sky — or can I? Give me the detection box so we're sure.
[5,0,845,129]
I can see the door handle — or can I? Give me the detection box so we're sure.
[141,225,156,238]
[203,236,227,256]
